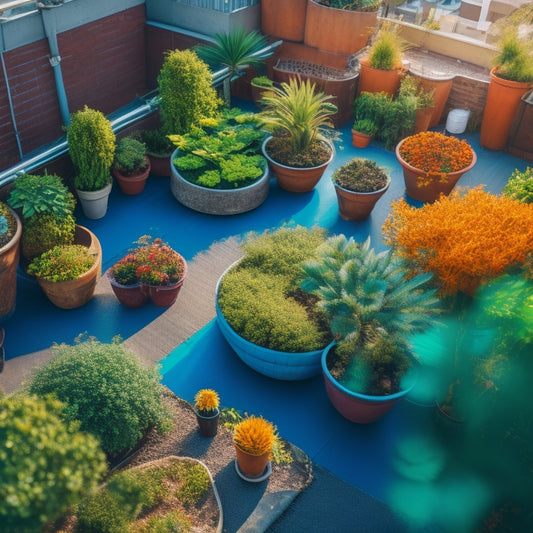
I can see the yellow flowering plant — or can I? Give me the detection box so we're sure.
[233,416,275,457]
[194,389,220,416]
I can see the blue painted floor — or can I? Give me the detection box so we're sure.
[4,103,530,528]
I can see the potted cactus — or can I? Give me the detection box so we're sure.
[194,389,220,438]
[233,415,275,480]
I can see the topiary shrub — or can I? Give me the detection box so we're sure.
[157,49,221,135]
[0,394,106,533]
[28,337,173,457]
[67,106,116,192]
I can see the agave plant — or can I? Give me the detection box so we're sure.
[195,28,272,107]
[259,77,338,157]
[301,235,440,395]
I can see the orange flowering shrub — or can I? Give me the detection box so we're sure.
[383,188,533,296]
[398,131,474,185]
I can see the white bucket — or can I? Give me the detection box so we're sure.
[446,109,470,134]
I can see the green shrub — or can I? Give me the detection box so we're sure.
[113,137,148,174]
[218,227,332,352]
[0,394,106,533]
[67,106,115,191]
[131,510,190,533]
[157,49,221,135]
[138,128,174,156]
[175,462,210,505]
[29,338,173,456]
[503,166,533,203]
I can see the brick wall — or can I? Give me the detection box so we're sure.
[0,5,148,172]
[445,76,490,131]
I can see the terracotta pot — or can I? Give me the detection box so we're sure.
[414,107,434,133]
[196,410,220,438]
[234,444,270,478]
[262,137,334,193]
[261,0,307,42]
[322,343,416,424]
[148,152,171,177]
[357,56,405,97]
[416,74,453,128]
[304,0,376,55]
[107,270,148,309]
[35,226,102,309]
[146,259,187,307]
[480,66,533,151]
[113,157,151,195]
[351,129,374,148]
[334,176,390,221]
[0,206,22,321]
[395,138,477,203]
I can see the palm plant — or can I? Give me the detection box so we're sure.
[260,77,338,156]
[195,28,272,107]
[301,235,439,395]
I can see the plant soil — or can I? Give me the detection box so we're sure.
[265,137,332,168]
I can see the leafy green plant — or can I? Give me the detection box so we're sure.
[315,0,382,11]
[7,172,76,258]
[138,128,174,156]
[28,337,173,456]
[260,77,338,166]
[157,49,221,135]
[301,235,439,395]
[503,166,533,203]
[0,394,107,533]
[27,244,95,282]
[0,201,17,248]
[398,75,435,109]
[368,22,409,70]
[332,157,389,192]
[493,31,533,83]
[67,106,115,191]
[195,28,272,108]
[217,226,333,352]
[113,137,148,174]
[169,109,267,189]
[352,118,378,135]
[251,75,274,88]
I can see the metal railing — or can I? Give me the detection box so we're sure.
[172,0,259,14]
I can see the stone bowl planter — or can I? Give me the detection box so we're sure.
[170,149,270,215]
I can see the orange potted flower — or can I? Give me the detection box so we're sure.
[194,389,220,437]
[395,131,477,202]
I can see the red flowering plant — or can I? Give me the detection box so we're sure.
[398,131,475,186]
[110,236,185,287]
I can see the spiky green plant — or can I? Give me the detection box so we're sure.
[301,235,440,395]
[494,31,533,83]
[503,167,533,203]
[195,28,272,107]
[368,22,409,70]
[259,77,338,155]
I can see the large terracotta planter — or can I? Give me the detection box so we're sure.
[76,182,112,220]
[234,444,271,479]
[304,0,376,55]
[0,206,22,321]
[261,0,307,42]
[107,270,148,309]
[170,149,270,215]
[480,67,533,151]
[262,136,334,193]
[35,225,102,310]
[357,56,405,97]
[414,107,434,133]
[215,264,326,380]
[322,343,416,423]
[395,138,477,203]
[334,176,390,221]
[113,157,151,195]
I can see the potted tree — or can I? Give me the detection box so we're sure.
[112,136,151,195]
[194,389,220,438]
[195,28,273,108]
[0,201,22,322]
[7,172,76,261]
[331,158,391,220]
[301,235,440,423]
[169,108,270,215]
[67,106,116,219]
[233,415,275,480]
[480,31,533,151]
[216,226,333,380]
[157,49,221,136]
[357,22,409,97]
[395,131,477,202]
[260,77,338,193]
[27,239,101,310]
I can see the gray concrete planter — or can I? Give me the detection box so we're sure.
[170,149,270,215]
